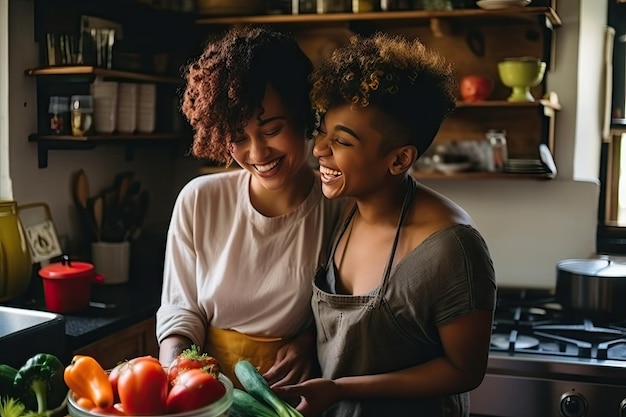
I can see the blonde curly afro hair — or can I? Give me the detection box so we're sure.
[310,32,457,155]
[181,26,315,164]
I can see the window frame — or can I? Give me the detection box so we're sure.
[0,0,11,200]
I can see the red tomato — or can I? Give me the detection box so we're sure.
[166,368,226,413]
[117,356,169,415]
[108,362,124,403]
[167,345,220,385]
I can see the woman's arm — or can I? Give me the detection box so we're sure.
[275,310,493,416]
[159,335,194,366]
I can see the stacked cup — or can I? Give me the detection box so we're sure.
[117,83,138,133]
[137,83,156,133]
[91,77,118,134]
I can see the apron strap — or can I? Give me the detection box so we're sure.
[324,203,358,269]
[376,176,417,304]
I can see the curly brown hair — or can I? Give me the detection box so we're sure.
[181,26,315,164]
[310,32,457,155]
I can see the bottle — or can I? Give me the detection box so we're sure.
[485,129,508,172]
[0,200,32,302]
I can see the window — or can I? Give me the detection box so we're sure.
[597,1,626,253]
[0,0,11,200]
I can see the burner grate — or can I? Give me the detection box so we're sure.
[491,293,626,361]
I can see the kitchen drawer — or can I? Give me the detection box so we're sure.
[73,317,159,369]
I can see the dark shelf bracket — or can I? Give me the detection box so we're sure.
[30,135,186,168]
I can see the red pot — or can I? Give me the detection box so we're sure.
[38,256,104,313]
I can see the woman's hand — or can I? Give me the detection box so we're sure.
[263,329,317,387]
[273,378,339,417]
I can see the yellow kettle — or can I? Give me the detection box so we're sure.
[0,200,32,301]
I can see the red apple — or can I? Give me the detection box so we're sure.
[460,75,494,102]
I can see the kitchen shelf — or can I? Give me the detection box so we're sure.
[25,66,182,84]
[196,7,561,28]
[198,165,553,180]
[455,98,561,111]
[29,133,186,168]
[412,170,553,180]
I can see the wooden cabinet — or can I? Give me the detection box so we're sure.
[73,317,159,370]
[196,5,561,179]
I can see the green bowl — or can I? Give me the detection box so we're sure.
[497,58,546,102]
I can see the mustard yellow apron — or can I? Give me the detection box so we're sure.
[205,327,290,388]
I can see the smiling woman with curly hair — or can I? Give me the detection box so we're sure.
[182,25,316,164]
[310,32,457,156]
[157,26,344,388]
[275,33,495,417]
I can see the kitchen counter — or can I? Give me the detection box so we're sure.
[1,270,163,355]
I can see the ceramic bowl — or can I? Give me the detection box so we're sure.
[497,57,546,101]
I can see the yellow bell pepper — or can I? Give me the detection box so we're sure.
[64,355,114,409]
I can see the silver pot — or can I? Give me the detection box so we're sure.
[555,258,626,318]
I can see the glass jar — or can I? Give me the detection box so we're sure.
[70,95,94,137]
[48,96,70,135]
[485,129,508,172]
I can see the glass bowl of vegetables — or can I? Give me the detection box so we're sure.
[66,372,233,417]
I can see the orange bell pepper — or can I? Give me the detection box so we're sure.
[64,355,114,409]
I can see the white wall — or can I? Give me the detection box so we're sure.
[422,178,598,289]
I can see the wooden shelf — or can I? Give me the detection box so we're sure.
[25,66,182,84]
[412,170,554,180]
[455,98,561,111]
[29,133,186,168]
[198,165,553,180]
[196,7,561,27]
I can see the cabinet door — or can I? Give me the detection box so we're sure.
[73,318,159,370]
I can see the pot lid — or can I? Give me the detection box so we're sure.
[557,258,626,277]
[39,255,94,279]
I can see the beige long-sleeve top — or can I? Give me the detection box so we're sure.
[156,170,343,346]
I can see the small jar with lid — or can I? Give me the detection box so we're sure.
[48,96,69,135]
[70,95,94,137]
[485,129,508,172]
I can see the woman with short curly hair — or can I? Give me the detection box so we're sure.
[157,26,344,387]
[276,33,496,417]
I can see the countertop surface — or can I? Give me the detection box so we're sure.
[1,272,163,351]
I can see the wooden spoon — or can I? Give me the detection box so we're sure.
[92,195,103,242]
[72,169,89,209]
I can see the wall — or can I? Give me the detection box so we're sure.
[7,1,605,289]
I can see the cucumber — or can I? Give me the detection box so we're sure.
[0,364,18,398]
[230,388,279,417]
[233,360,303,417]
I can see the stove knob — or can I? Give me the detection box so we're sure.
[560,392,588,417]
[619,398,626,417]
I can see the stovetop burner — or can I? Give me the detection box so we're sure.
[491,289,626,361]
[472,288,626,417]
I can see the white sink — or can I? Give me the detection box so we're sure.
[0,306,66,367]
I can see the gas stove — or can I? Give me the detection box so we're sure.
[470,289,626,417]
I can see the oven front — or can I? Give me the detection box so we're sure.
[470,356,626,417]
[469,289,626,417]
